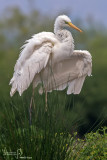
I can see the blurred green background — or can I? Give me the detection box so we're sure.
[0,0,107,135]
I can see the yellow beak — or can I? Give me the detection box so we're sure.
[68,22,83,33]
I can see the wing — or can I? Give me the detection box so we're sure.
[10,32,58,96]
[13,32,58,72]
[42,50,92,95]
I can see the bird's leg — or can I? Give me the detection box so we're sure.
[32,91,36,110]
[45,89,48,112]
[29,88,35,125]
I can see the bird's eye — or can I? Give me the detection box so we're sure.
[65,21,68,24]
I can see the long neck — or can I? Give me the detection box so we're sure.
[54,21,73,41]
[54,22,62,34]
[54,28,74,49]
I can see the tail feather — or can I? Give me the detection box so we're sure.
[10,86,17,97]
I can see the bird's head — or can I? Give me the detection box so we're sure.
[54,15,82,33]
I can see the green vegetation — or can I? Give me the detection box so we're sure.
[0,97,106,159]
[0,126,107,160]
[0,7,107,159]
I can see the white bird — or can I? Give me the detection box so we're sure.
[10,15,92,98]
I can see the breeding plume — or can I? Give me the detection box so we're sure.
[10,15,92,97]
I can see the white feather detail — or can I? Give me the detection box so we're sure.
[67,76,86,94]
[14,32,58,72]
[36,50,92,95]
[10,42,53,96]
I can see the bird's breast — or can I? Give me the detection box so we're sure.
[52,42,73,64]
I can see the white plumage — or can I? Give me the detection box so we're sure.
[10,15,92,97]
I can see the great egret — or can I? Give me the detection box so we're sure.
[10,15,92,107]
